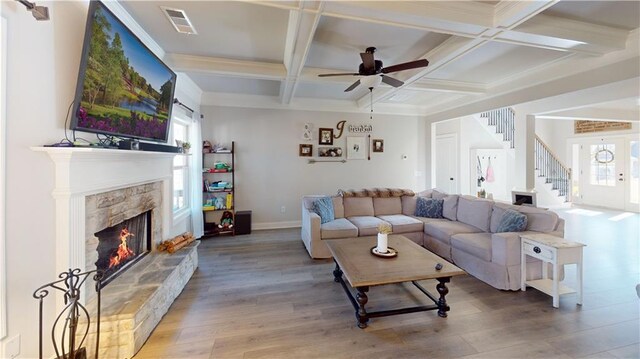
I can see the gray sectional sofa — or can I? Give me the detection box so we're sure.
[301,189,564,290]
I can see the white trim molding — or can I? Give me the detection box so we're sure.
[31,148,176,278]
[0,14,7,341]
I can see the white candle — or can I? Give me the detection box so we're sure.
[377,233,388,253]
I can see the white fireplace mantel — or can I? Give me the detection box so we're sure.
[32,147,176,275]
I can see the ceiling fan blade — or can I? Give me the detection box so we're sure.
[360,52,375,71]
[318,73,359,77]
[381,59,429,74]
[344,79,361,92]
[381,75,404,88]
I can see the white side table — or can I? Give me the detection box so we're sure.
[520,233,586,308]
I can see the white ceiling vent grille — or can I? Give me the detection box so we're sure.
[161,6,197,35]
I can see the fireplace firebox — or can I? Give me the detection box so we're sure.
[95,211,151,287]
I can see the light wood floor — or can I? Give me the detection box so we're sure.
[136,206,639,359]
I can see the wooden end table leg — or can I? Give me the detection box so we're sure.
[333,261,343,283]
[356,286,369,329]
[436,277,451,318]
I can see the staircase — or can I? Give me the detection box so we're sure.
[480,108,515,149]
[535,136,571,203]
[479,107,571,203]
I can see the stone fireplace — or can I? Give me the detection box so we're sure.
[34,147,198,357]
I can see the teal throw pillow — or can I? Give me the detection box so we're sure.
[496,209,528,232]
[415,197,443,218]
[313,197,335,224]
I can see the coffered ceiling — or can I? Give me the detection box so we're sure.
[120,0,640,116]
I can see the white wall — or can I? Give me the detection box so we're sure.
[0,2,201,357]
[435,116,512,200]
[201,106,427,228]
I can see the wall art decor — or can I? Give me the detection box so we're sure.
[318,147,343,157]
[299,144,312,157]
[347,136,366,160]
[319,128,334,145]
[348,124,373,133]
[334,120,346,139]
[372,139,384,153]
[302,123,313,140]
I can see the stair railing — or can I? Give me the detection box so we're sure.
[480,107,515,149]
[535,135,572,202]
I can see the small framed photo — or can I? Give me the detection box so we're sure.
[319,128,334,145]
[372,139,384,153]
[299,144,312,157]
[318,147,343,157]
[347,137,366,160]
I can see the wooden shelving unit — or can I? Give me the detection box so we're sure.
[202,141,235,237]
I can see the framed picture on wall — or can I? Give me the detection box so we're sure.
[319,128,334,145]
[372,139,384,153]
[347,137,366,160]
[318,147,343,157]
[299,144,312,157]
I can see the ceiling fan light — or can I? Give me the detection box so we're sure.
[360,75,382,89]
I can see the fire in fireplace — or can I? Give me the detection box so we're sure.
[95,211,151,287]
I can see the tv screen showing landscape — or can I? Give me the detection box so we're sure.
[72,1,176,142]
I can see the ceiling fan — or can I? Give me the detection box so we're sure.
[318,47,429,92]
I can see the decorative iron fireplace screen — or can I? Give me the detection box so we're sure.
[95,210,151,288]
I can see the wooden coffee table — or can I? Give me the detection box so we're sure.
[325,235,466,328]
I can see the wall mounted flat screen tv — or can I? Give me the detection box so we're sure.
[71,1,176,143]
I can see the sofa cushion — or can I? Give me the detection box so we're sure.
[401,196,417,216]
[374,197,402,216]
[496,209,528,233]
[377,215,423,234]
[343,197,374,217]
[412,216,450,225]
[347,216,389,236]
[457,195,493,232]
[425,220,481,244]
[312,197,334,224]
[321,218,358,239]
[443,195,459,221]
[332,196,344,219]
[514,205,559,232]
[432,189,448,200]
[415,197,443,218]
[451,233,492,262]
[417,189,433,198]
[491,203,559,233]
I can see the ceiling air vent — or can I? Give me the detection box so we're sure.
[161,7,197,35]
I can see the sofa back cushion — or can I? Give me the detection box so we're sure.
[332,196,344,219]
[417,189,433,198]
[442,195,459,221]
[401,196,417,216]
[490,203,559,233]
[343,197,375,217]
[456,195,493,232]
[432,189,448,200]
[374,197,402,216]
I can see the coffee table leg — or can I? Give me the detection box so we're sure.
[356,286,369,329]
[436,277,451,318]
[333,262,343,283]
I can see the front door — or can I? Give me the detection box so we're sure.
[579,139,626,210]
[435,134,458,193]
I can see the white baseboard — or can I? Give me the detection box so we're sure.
[253,221,301,230]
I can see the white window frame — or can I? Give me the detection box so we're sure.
[171,117,191,221]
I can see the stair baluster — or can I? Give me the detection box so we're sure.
[534,135,571,202]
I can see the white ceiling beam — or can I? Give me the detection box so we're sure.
[536,107,640,122]
[280,2,324,104]
[495,14,629,55]
[356,0,558,108]
[164,53,286,80]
